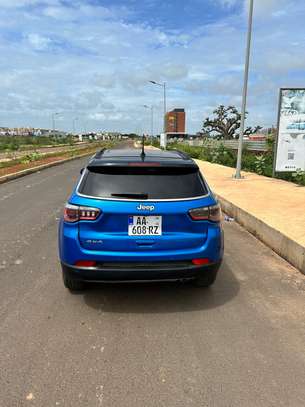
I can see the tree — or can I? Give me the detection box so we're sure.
[202,105,262,140]
[244,125,263,136]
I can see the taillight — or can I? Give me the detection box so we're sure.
[79,207,100,220]
[192,258,211,265]
[64,204,100,223]
[64,204,79,223]
[209,204,222,222]
[75,260,96,267]
[189,204,221,222]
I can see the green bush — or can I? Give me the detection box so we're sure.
[291,169,305,185]
[159,139,305,187]
[210,143,236,167]
[170,142,236,167]
[20,152,42,164]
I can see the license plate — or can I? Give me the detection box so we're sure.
[128,216,162,236]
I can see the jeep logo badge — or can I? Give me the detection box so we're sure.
[137,204,155,211]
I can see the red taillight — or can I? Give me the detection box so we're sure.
[75,260,96,267]
[64,204,100,223]
[79,207,100,220]
[192,258,211,265]
[189,206,209,220]
[189,204,221,222]
[64,204,79,223]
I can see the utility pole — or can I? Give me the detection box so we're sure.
[163,82,166,135]
[235,0,254,179]
[143,105,154,138]
[149,80,167,147]
[52,112,60,132]
[72,117,78,134]
[151,105,154,139]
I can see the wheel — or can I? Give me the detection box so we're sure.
[62,271,85,291]
[193,264,220,288]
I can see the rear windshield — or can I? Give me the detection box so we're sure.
[78,167,208,199]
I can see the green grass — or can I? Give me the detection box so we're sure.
[0,135,77,152]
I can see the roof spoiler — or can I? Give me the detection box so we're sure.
[87,160,198,169]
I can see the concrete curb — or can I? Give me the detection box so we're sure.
[0,151,93,185]
[217,194,305,275]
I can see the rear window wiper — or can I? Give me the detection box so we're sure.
[111,193,149,199]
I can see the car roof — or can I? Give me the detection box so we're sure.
[88,148,198,168]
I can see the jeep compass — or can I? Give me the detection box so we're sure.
[58,148,224,290]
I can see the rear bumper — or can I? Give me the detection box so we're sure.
[59,219,224,265]
[61,260,222,283]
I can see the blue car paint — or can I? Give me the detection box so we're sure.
[58,162,224,281]
[59,201,223,262]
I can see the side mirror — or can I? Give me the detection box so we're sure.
[80,168,84,175]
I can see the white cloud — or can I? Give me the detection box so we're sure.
[0,0,303,132]
[218,0,238,7]
[244,0,292,17]
[27,33,52,51]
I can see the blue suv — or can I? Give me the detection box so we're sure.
[58,148,224,290]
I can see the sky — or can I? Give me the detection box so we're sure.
[0,0,304,134]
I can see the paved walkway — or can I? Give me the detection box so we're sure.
[196,160,305,250]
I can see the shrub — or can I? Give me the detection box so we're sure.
[292,169,305,186]
[254,155,267,175]
[20,152,42,164]
[209,143,236,167]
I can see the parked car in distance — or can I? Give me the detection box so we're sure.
[58,148,224,290]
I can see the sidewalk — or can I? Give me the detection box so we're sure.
[195,160,305,275]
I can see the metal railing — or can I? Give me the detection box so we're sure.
[186,139,268,152]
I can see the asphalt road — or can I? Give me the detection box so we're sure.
[1,153,305,407]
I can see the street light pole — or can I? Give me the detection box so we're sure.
[149,80,167,146]
[151,105,154,139]
[163,82,166,135]
[143,105,154,138]
[83,120,89,134]
[235,0,254,179]
[73,117,78,134]
[143,105,149,136]
[52,112,60,132]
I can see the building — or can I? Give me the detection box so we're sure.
[165,108,186,134]
[248,134,267,141]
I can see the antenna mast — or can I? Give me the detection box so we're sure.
[141,134,145,159]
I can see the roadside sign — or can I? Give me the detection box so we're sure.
[275,88,305,172]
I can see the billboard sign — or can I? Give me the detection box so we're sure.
[275,88,305,172]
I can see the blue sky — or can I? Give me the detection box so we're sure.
[0,0,304,133]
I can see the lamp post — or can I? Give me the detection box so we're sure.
[234,0,254,179]
[72,117,78,134]
[143,105,154,138]
[83,120,89,134]
[149,80,166,137]
[52,112,60,132]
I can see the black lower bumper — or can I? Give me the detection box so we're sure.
[61,260,221,283]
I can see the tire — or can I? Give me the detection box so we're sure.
[62,271,85,291]
[193,264,220,288]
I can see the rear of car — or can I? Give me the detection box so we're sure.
[58,149,224,290]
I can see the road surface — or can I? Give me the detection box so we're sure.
[0,153,305,407]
